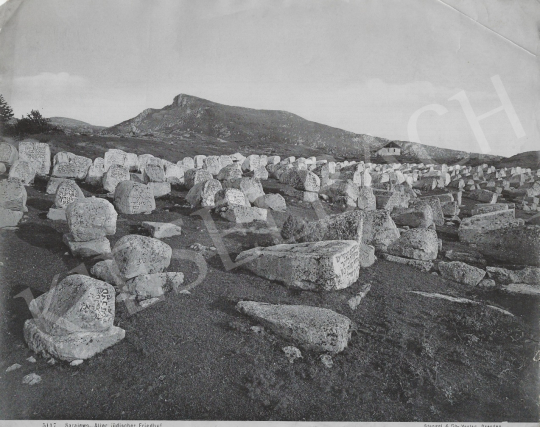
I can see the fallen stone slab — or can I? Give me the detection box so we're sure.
[500,283,540,296]
[236,301,352,353]
[408,291,513,316]
[184,169,213,189]
[24,319,125,362]
[357,187,376,210]
[471,203,512,216]
[47,208,67,221]
[458,209,520,243]
[219,205,268,223]
[282,210,363,245]
[444,249,486,267]
[126,272,185,299]
[362,210,400,252]
[112,235,172,280]
[142,221,182,238]
[63,234,111,258]
[468,189,498,203]
[386,228,439,261]
[380,253,433,272]
[236,240,360,291]
[486,266,540,285]
[438,261,486,286]
[320,180,359,207]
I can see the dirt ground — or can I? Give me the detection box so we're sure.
[0,135,538,421]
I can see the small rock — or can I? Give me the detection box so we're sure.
[320,354,334,368]
[478,278,496,288]
[138,297,162,308]
[70,359,84,366]
[22,373,42,385]
[26,356,36,363]
[179,289,191,295]
[282,346,302,364]
[251,326,264,334]
[47,358,56,365]
[6,363,21,372]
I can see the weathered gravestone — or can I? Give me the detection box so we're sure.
[85,158,105,185]
[8,160,35,185]
[24,274,124,361]
[214,188,251,208]
[112,235,172,280]
[104,149,129,171]
[66,197,117,242]
[0,178,27,227]
[184,169,213,189]
[102,164,130,193]
[0,142,18,166]
[386,228,439,260]
[186,179,222,207]
[114,181,155,214]
[236,240,360,291]
[18,141,51,176]
[222,177,264,203]
[217,163,243,181]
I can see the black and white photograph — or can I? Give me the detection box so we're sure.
[0,0,539,424]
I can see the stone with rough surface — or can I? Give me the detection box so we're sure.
[219,205,267,223]
[112,235,172,280]
[102,164,130,193]
[114,181,155,214]
[236,240,360,291]
[438,261,486,286]
[186,179,222,207]
[24,319,124,362]
[237,301,352,353]
[18,141,50,176]
[63,234,111,257]
[66,198,117,242]
[142,221,182,238]
[386,228,439,260]
[54,180,84,209]
[361,210,400,251]
[8,161,35,185]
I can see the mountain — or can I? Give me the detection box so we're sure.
[496,151,540,169]
[49,117,106,135]
[105,94,503,164]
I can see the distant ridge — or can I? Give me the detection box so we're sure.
[104,93,503,163]
[49,117,106,134]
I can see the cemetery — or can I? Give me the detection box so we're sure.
[0,138,538,421]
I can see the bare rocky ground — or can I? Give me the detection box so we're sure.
[0,135,538,422]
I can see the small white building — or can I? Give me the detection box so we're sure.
[376,141,401,156]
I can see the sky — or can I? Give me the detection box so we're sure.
[0,0,538,157]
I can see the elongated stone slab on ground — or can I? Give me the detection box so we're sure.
[63,234,111,258]
[486,266,540,285]
[18,141,51,176]
[142,221,182,238]
[381,253,433,272]
[458,209,522,243]
[219,205,267,223]
[236,301,352,353]
[24,319,125,362]
[236,240,360,291]
[126,272,184,299]
[282,210,364,245]
[438,261,486,286]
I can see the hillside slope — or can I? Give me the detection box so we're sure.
[49,117,106,135]
[496,150,540,169]
[105,94,503,164]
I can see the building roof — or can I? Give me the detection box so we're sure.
[379,141,401,149]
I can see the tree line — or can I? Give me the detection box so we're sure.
[0,94,58,137]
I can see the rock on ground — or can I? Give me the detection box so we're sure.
[438,261,486,286]
[236,301,352,354]
[386,228,439,260]
[236,240,360,291]
[142,221,182,238]
[112,235,172,280]
[361,210,400,252]
[66,198,117,242]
